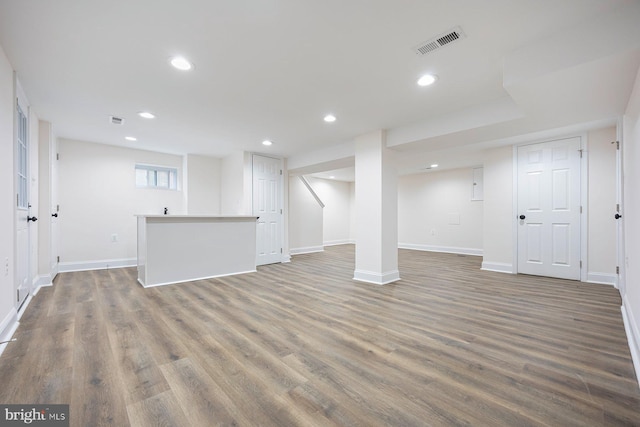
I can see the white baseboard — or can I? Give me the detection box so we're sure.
[353,269,400,285]
[58,258,137,273]
[290,246,324,256]
[398,243,483,257]
[32,274,54,294]
[586,272,617,287]
[139,269,257,288]
[481,261,514,274]
[323,239,352,247]
[0,308,19,358]
[17,293,34,320]
[621,295,640,388]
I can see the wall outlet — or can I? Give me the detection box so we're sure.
[111,234,118,243]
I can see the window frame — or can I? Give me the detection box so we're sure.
[16,102,28,210]
[135,163,178,190]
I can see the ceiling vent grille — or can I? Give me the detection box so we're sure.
[109,115,125,125]
[414,26,465,56]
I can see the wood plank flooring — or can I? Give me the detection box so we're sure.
[1,245,638,426]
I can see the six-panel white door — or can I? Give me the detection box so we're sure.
[253,154,282,266]
[517,137,581,280]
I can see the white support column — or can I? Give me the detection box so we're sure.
[353,130,400,285]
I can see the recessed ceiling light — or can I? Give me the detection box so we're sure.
[125,136,137,141]
[431,163,439,168]
[329,176,335,179]
[324,114,336,123]
[417,74,438,86]
[138,111,155,119]
[262,140,273,146]
[170,56,193,71]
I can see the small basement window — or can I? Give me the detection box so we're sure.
[136,164,178,190]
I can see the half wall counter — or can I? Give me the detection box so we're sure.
[136,215,258,288]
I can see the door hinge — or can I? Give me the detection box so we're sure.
[16,290,19,302]
[578,149,583,158]
[616,266,620,274]
[57,256,60,263]
[280,209,283,214]
[280,248,283,254]
[580,206,582,214]
[280,169,282,175]
[580,260,583,269]
[616,203,620,213]
[57,204,60,212]
[612,141,620,150]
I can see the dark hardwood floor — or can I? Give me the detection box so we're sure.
[1,245,638,426]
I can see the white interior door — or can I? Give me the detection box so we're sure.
[51,135,60,276]
[253,154,282,266]
[517,137,581,280]
[15,96,31,309]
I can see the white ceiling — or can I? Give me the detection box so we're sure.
[1,0,639,176]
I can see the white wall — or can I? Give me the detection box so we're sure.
[37,121,53,277]
[306,177,351,246]
[186,154,221,214]
[288,176,323,254]
[398,168,483,255]
[349,182,356,243]
[0,44,16,348]
[587,127,617,279]
[481,146,514,272]
[57,139,185,268]
[622,65,640,382]
[220,151,251,215]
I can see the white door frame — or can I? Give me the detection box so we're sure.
[580,134,588,283]
[615,118,625,293]
[512,133,588,281]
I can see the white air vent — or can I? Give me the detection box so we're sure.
[109,115,125,125]
[414,26,466,56]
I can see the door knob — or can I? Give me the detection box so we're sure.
[615,213,622,219]
[27,216,38,222]
[52,213,58,217]
[519,215,526,220]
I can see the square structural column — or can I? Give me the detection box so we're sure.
[353,130,400,285]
